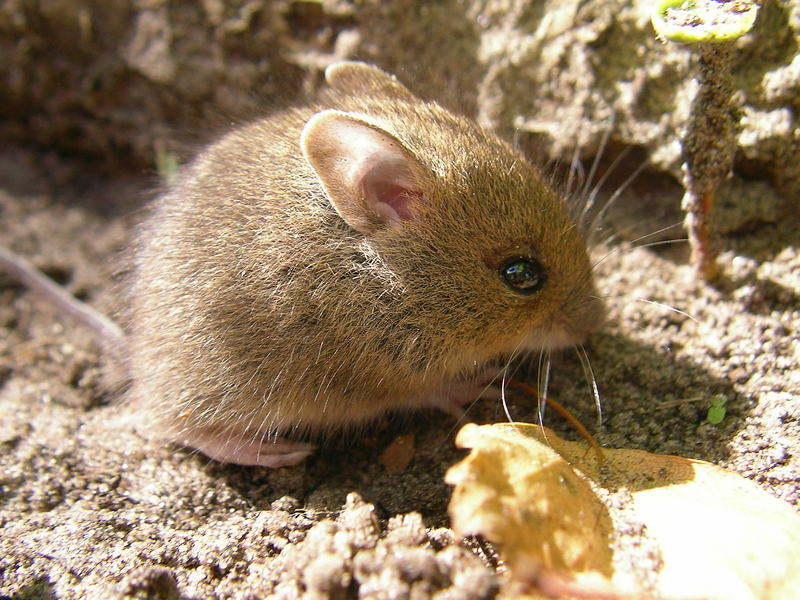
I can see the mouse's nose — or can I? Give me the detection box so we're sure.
[562,292,606,343]
[523,292,606,351]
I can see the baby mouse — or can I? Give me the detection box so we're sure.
[126,61,606,467]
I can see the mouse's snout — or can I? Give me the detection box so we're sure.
[520,292,606,352]
[562,291,607,344]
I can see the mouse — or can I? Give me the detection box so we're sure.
[1,61,605,468]
[123,61,605,467]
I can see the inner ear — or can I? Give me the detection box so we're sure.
[366,179,419,222]
[301,110,426,234]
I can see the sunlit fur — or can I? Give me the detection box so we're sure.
[126,63,606,461]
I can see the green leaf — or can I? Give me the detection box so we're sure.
[707,404,726,424]
[651,0,759,44]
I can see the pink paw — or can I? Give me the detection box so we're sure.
[178,428,316,467]
[422,368,503,416]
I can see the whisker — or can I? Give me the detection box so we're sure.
[534,350,552,447]
[580,145,632,227]
[490,342,521,423]
[440,348,521,445]
[512,126,521,152]
[593,291,697,331]
[631,238,688,251]
[496,339,529,426]
[615,221,685,248]
[499,352,530,426]
[575,344,602,426]
[596,220,682,250]
[634,298,698,322]
[577,115,616,207]
[587,158,651,245]
[592,236,687,271]
[565,136,585,201]
[536,349,552,426]
[508,379,604,462]
[592,222,685,271]
[500,363,515,424]
[506,355,527,382]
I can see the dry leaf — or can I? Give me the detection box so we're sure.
[446,423,800,600]
[631,461,800,600]
[445,423,617,597]
[379,433,415,473]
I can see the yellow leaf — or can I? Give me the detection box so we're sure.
[446,423,800,599]
[632,462,800,600]
[445,423,614,589]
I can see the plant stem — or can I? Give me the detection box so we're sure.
[681,41,739,281]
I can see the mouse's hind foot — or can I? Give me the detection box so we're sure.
[176,428,316,467]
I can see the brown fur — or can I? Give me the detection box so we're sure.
[126,62,604,456]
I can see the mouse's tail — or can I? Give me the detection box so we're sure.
[0,245,125,345]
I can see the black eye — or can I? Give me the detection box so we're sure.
[499,256,546,294]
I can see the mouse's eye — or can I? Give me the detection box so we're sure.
[499,256,546,294]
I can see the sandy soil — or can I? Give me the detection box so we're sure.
[1,144,798,599]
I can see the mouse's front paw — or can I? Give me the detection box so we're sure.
[177,428,316,467]
[421,368,503,417]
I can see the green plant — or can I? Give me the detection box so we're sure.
[706,394,729,424]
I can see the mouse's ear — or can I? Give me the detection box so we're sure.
[324,62,418,103]
[301,110,426,234]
